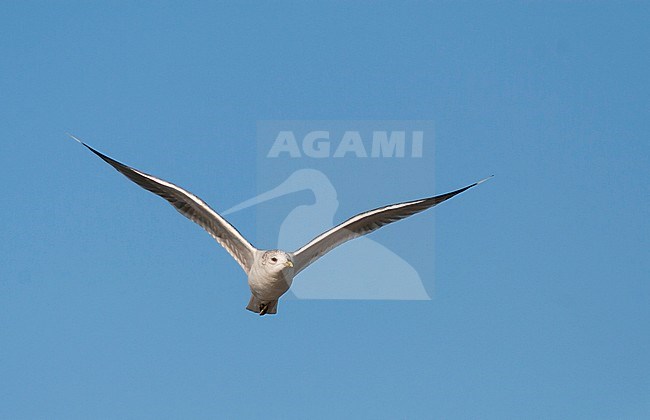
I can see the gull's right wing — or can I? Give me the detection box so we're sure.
[72,136,257,274]
[291,177,491,275]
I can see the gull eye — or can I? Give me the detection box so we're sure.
[271,257,278,263]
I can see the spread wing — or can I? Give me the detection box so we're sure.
[72,136,256,273]
[291,177,491,275]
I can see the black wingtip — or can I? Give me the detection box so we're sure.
[68,133,125,170]
[67,133,95,154]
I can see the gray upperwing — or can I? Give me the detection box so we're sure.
[291,177,492,274]
[72,135,257,273]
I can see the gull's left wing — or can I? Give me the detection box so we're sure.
[72,136,257,274]
[291,177,491,275]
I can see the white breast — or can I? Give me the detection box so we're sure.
[247,255,295,301]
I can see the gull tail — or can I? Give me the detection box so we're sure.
[246,296,278,316]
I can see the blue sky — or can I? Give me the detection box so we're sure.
[1,1,649,418]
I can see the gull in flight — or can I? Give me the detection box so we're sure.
[222,169,431,300]
[71,135,491,315]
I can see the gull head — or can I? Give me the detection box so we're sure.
[260,250,294,274]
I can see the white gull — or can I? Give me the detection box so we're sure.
[71,135,491,315]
